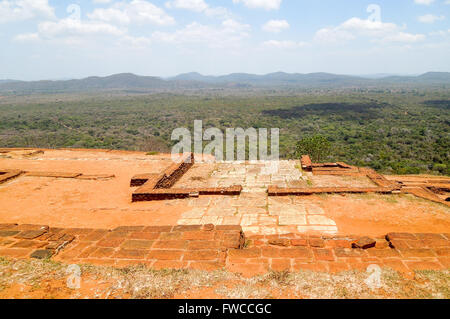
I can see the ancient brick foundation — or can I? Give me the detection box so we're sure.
[234,232,450,275]
[130,153,243,202]
[272,156,450,204]
[401,187,450,206]
[0,223,448,275]
[1,169,114,183]
[301,155,312,172]
[156,156,194,189]
[0,223,245,271]
[268,185,396,196]
[0,170,23,184]
[131,153,194,188]
[132,186,243,202]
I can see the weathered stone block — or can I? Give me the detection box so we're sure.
[352,237,376,249]
[30,249,54,259]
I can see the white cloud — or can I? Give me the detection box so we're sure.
[14,32,39,42]
[152,19,250,48]
[429,29,450,36]
[262,19,289,33]
[380,32,426,43]
[0,0,55,23]
[315,17,425,44]
[203,6,231,19]
[37,19,125,38]
[13,0,173,48]
[414,0,434,5]
[119,35,152,47]
[88,7,130,24]
[418,14,445,23]
[88,0,175,26]
[14,17,153,48]
[428,28,450,45]
[165,0,231,19]
[262,40,307,49]
[165,0,208,12]
[93,0,112,4]
[232,0,282,10]
[14,17,127,46]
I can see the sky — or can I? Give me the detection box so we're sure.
[0,0,449,80]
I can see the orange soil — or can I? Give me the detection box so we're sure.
[0,275,304,299]
[0,149,190,228]
[0,276,128,299]
[312,194,450,237]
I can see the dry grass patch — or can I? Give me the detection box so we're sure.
[0,258,448,299]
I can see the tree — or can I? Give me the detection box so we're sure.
[138,135,170,153]
[295,135,331,162]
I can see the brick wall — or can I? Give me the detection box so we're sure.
[301,155,312,171]
[0,223,245,271]
[132,186,243,202]
[0,170,23,184]
[268,185,396,196]
[1,223,448,275]
[131,153,242,201]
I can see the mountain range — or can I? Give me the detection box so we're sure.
[0,72,449,94]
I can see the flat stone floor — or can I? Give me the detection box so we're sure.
[178,194,338,236]
[176,160,376,189]
[175,160,303,191]
[175,160,379,236]
[175,160,335,235]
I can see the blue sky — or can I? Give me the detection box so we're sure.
[1,0,449,80]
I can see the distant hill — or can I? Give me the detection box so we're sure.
[172,72,217,82]
[172,71,372,86]
[0,73,172,94]
[381,72,450,84]
[0,79,19,84]
[1,71,449,94]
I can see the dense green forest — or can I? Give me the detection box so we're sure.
[0,89,448,175]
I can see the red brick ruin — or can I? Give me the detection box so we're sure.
[130,153,242,201]
[1,151,449,276]
[294,155,449,207]
[0,223,448,275]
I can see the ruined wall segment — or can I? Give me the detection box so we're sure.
[130,153,242,201]
[1,223,448,275]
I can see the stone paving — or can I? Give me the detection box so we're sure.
[176,160,303,191]
[174,160,414,236]
[1,223,448,277]
[231,232,450,276]
[178,193,338,236]
[175,160,340,236]
[0,223,244,271]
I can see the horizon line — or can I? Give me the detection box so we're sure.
[3,71,449,82]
